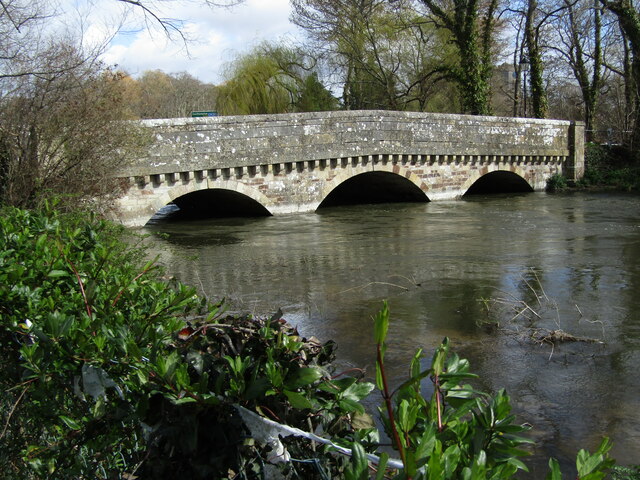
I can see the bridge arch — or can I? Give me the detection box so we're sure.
[318,164,429,209]
[460,166,534,196]
[144,179,273,225]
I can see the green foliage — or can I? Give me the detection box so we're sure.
[340,303,616,479]
[216,43,337,115]
[0,204,366,478]
[546,173,568,191]
[295,72,340,112]
[368,302,534,479]
[611,464,640,479]
[581,143,640,190]
[546,438,615,480]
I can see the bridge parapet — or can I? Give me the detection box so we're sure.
[120,110,582,176]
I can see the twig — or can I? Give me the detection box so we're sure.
[388,274,420,286]
[521,276,543,307]
[195,269,209,302]
[530,269,549,301]
[58,245,92,320]
[124,449,150,480]
[340,282,410,294]
[552,299,562,329]
[579,315,607,340]
[522,301,542,319]
[0,384,30,440]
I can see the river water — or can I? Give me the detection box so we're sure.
[142,192,640,476]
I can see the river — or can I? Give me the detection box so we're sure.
[142,191,640,476]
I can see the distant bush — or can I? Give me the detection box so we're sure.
[546,173,568,191]
[581,143,640,190]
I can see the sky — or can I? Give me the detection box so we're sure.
[74,0,301,84]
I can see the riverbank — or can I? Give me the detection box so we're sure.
[547,143,640,192]
[572,143,639,192]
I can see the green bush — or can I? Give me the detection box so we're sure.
[352,302,612,479]
[0,204,365,478]
[581,143,640,190]
[546,173,568,191]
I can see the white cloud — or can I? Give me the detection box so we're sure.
[92,0,301,83]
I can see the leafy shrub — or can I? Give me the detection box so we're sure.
[342,302,617,479]
[0,204,366,478]
[581,143,640,190]
[612,464,640,479]
[546,173,568,191]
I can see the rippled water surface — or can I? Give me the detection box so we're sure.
[143,192,640,475]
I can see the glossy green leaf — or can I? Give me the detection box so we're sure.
[59,415,81,430]
[373,300,390,345]
[47,269,68,278]
[546,458,562,480]
[284,367,322,389]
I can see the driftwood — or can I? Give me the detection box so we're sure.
[536,329,604,345]
[479,270,606,361]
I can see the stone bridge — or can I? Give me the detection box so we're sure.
[111,110,584,227]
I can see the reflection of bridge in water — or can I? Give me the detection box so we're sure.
[112,110,584,227]
[146,199,558,318]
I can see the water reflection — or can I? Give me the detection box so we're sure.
[143,192,640,475]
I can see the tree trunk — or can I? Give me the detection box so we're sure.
[601,0,640,152]
[525,0,549,118]
[421,0,497,115]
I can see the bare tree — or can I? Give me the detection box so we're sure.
[599,0,640,151]
[108,0,245,39]
[550,0,607,139]
[291,0,453,111]
[0,0,250,207]
[0,43,148,208]
[291,0,387,109]
[0,1,139,208]
[127,70,218,118]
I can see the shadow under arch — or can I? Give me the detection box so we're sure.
[148,181,273,224]
[462,169,534,196]
[318,170,429,209]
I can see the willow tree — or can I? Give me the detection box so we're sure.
[216,53,293,115]
[419,0,502,115]
[216,45,336,115]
